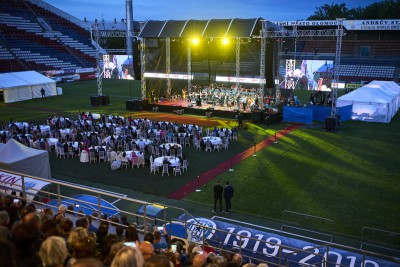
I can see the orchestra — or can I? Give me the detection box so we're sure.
[168,84,263,112]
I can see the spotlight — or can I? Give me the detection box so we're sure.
[222,38,229,45]
[192,38,199,45]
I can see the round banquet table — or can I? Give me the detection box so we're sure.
[47,138,58,146]
[154,156,180,167]
[202,136,222,145]
[159,143,181,150]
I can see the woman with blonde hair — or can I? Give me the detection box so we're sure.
[111,246,144,267]
[39,236,68,267]
[67,227,88,251]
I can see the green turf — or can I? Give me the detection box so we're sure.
[1,80,399,241]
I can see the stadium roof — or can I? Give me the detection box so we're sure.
[139,18,280,38]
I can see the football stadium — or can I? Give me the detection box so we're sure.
[0,0,399,266]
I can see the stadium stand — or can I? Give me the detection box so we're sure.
[0,0,96,72]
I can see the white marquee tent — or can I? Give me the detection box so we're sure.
[0,138,51,179]
[0,71,56,103]
[337,81,399,123]
[368,80,400,108]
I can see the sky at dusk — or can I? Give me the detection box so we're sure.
[46,0,383,22]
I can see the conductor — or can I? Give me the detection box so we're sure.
[236,112,243,130]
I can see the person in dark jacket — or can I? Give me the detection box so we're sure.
[223,181,234,213]
[212,181,223,214]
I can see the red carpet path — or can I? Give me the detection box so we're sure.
[167,123,302,200]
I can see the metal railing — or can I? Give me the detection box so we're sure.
[361,227,400,252]
[281,210,335,242]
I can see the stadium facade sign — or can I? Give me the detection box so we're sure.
[275,20,400,30]
[168,217,398,266]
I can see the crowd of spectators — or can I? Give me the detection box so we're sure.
[0,192,269,267]
[1,112,237,154]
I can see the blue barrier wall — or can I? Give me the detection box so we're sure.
[283,106,313,124]
[283,105,353,124]
[338,105,353,122]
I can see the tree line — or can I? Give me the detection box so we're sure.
[308,0,400,20]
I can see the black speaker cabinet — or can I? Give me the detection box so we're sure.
[126,99,142,111]
[325,116,337,132]
[102,95,110,105]
[90,96,102,107]
[252,110,262,123]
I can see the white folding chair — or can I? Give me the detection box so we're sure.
[137,157,145,168]
[131,157,139,169]
[98,151,106,162]
[213,143,220,152]
[121,155,130,169]
[182,159,188,172]
[67,147,75,158]
[205,141,212,152]
[162,164,169,177]
[150,158,159,175]
[173,164,182,176]
[58,147,66,159]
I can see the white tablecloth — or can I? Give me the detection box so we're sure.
[91,113,101,120]
[40,125,51,133]
[60,128,73,136]
[80,151,89,163]
[202,137,222,145]
[154,156,180,167]
[159,143,181,150]
[134,139,153,147]
[10,122,29,130]
[47,138,58,146]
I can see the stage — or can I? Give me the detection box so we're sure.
[147,99,251,120]
[127,99,283,124]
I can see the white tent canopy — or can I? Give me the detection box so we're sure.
[368,80,400,108]
[0,139,51,179]
[0,71,57,103]
[337,81,399,123]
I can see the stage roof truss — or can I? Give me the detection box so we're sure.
[139,18,265,39]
